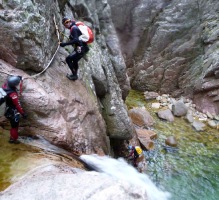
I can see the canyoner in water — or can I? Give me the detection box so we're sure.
[60,17,94,81]
[126,145,143,167]
[1,76,28,144]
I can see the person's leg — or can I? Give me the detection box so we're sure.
[9,119,20,143]
[66,51,84,80]
[66,51,77,75]
[133,153,139,167]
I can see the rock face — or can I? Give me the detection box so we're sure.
[0,0,134,154]
[108,0,219,115]
[1,0,218,155]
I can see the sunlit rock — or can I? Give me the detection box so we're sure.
[129,107,154,127]
[136,129,155,150]
[151,102,161,109]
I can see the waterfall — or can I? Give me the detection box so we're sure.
[80,154,171,200]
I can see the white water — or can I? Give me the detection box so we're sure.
[80,154,171,200]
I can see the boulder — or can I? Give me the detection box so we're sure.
[129,107,154,127]
[185,110,194,123]
[192,120,206,131]
[135,129,156,150]
[172,101,188,117]
[207,120,218,129]
[157,109,175,122]
[165,136,177,147]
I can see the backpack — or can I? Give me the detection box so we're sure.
[0,88,7,106]
[135,146,143,155]
[71,21,94,44]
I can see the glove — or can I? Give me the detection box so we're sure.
[60,42,66,47]
[22,113,28,119]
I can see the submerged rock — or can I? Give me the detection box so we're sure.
[165,136,178,147]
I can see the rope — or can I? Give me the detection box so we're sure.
[29,45,59,79]
[28,15,60,79]
[0,15,60,80]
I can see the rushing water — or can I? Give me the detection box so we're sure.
[80,154,171,200]
[126,90,219,200]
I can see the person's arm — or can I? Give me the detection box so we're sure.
[9,92,25,115]
[126,149,134,158]
[60,26,82,47]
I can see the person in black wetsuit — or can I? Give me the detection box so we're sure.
[60,17,89,81]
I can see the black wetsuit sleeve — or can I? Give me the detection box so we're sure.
[62,26,82,46]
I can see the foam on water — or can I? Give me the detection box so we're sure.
[80,154,171,200]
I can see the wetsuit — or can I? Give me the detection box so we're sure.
[2,83,25,141]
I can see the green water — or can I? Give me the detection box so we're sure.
[0,129,63,192]
[126,90,219,200]
[0,129,83,192]
[0,129,41,191]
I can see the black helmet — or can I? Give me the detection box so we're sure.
[62,17,71,25]
[7,76,22,88]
